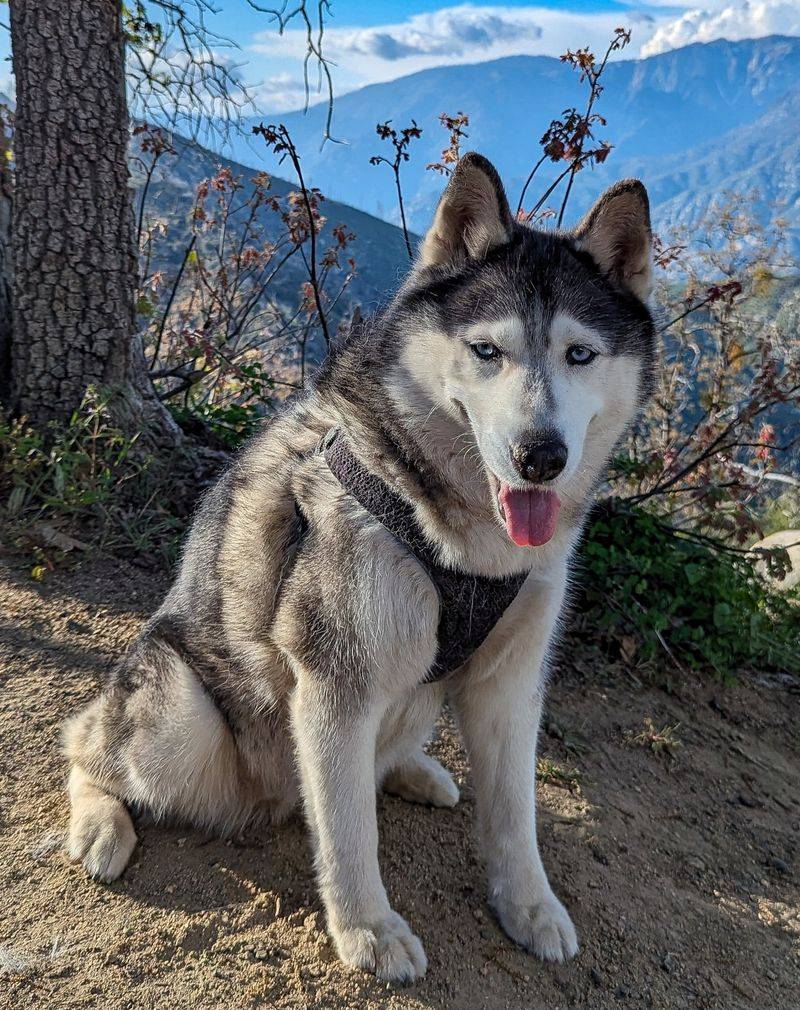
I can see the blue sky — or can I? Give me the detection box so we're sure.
[213,0,643,32]
[1,2,799,109]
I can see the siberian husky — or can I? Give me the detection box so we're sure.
[63,153,656,982]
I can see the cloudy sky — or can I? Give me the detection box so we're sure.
[230,0,800,109]
[0,1,797,110]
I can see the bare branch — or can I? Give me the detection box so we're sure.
[246,0,337,145]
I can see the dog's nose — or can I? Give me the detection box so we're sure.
[510,438,568,483]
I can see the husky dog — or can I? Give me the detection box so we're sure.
[63,154,655,982]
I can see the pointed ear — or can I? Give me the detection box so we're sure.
[574,180,653,301]
[418,152,514,269]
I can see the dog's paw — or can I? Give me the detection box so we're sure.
[493,891,578,963]
[383,753,459,808]
[68,799,137,883]
[333,911,428,983]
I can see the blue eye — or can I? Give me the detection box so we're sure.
[566,344,597,366]
[471,341,501,361]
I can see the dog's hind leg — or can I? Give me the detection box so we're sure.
[377,683,459,808]
[63,633,248,881]
[382,750,459,808]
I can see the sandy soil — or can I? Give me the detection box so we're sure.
[0,553,798,1010]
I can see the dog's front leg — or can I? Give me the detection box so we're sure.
[290,674,427,982]
[450,573,578,963]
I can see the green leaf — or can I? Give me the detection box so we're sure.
[7,485,26,516]
[684,564,704,586]
[713,602,731,628]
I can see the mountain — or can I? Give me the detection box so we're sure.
[131,132,415,324]
[224,35,800,251]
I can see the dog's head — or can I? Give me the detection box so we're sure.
[391,152,657,547]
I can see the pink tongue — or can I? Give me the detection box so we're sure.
[498,485,561,547]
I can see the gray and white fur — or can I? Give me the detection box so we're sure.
[63,153,656,982]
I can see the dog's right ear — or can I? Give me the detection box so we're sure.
[417,152,514,269]
[573,180,653,301]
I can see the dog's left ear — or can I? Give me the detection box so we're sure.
[418,152,514,269]
[573,180,653,301]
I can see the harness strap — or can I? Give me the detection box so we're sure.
[320,426,528,680]
[321,426,442,571]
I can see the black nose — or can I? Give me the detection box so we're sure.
[510,438,568,483]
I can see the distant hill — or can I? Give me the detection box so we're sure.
[131,132,416,327]
[222,35,800,252]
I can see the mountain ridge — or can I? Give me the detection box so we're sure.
[219,35,800,249]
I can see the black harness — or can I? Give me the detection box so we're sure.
[320,427,528,682]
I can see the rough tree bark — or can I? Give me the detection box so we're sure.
[6,0,181,446]
[0,109,12,405]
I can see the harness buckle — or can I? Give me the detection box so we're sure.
[316,426,340,456]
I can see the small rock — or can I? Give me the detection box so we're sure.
[473,908,484,922]
[770,857,790,874]
[614,984,631,999]
[661,952,676,972]
[732,979,756,1000]
[590,967,604,987]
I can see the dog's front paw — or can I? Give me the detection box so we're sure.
[493,890,578,963]
[332,911,427,983]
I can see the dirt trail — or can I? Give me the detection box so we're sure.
[0,555,798,1009]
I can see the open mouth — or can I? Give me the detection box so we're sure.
[488,474,561,547]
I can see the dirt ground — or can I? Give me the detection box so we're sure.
[1,553,798,1010]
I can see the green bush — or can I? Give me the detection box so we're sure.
[169,401,261,450]
[166,361,276,450]
[0,389,183,569]
[580,504,799,678]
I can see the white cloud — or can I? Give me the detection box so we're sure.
[641,0,800,56]
[339,8,542,61]
[249,5,649,104]
[249,73,311,112]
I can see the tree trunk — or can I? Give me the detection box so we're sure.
[0,107,12,405]
[7,0,181,447]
